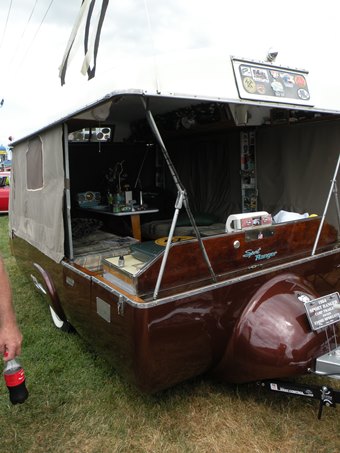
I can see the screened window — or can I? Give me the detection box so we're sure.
[27,137,43,190]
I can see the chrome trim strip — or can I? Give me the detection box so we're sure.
[92,276,124,297]
[103,272,137,295]
[62,261,92,281]
[30,273,47,295]
[91,247,340,310]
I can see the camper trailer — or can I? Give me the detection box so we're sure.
[9,55,340,409]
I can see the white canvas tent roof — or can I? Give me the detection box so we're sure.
[12,49,340,145]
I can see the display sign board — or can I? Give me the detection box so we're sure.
[304,292,340,331]
[232,57,312,106]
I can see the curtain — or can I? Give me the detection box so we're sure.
[167,131,240,222]
[256,119,340,228]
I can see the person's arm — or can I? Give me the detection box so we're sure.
[0,257,22,361]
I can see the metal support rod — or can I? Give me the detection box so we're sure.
[153,191,184,300]
[312,153,340,256]
[141,97,216,299]
[134,145,152,189]
[142,100,184,192]
[63,123,74,261]
[332,181,340,230]
[332,324,338,350]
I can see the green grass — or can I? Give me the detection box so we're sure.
[1,215,340,452]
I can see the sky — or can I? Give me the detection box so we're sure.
[0,0,339,146]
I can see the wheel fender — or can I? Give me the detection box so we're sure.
[32,262,67,322]
[216,272,334,383]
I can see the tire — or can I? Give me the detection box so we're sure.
[49,305,74,333]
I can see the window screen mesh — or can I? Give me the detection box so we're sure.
[27,137,43,190]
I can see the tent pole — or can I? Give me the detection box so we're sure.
[63,123,74,261]
[312,153,340,256]
[332,181,340,230]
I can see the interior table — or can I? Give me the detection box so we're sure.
[111,209,159,240]
[82,207,159,240]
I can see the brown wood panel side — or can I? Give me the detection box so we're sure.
[136,218,338,295]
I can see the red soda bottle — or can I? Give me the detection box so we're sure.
[4,358,29,404]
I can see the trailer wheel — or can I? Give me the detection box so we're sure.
[49,305,74,333]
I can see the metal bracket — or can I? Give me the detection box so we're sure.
[259,379,339,419]
[318,385,336,419]
[117,295,126,316]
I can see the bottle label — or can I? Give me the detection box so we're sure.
[4,368,25,387]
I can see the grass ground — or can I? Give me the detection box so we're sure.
[1,216,340,452]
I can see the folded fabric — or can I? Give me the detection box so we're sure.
[273,210,309,223]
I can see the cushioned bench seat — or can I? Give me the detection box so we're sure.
[141,220,225,240]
